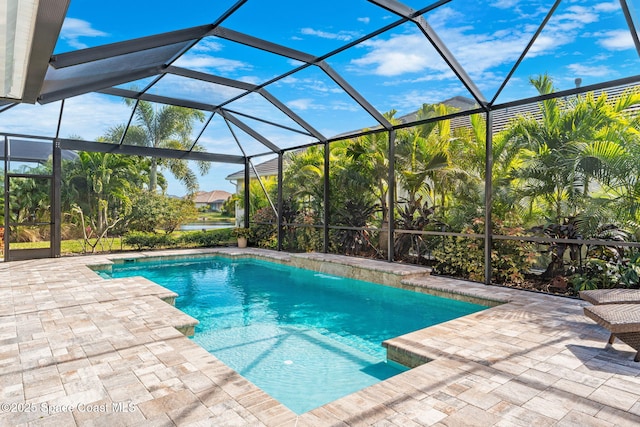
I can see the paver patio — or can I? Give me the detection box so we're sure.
[0,248,638,426]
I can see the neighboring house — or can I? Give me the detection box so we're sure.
[225,156,281,187]
[225,157,282,225]
[192,190,232,212]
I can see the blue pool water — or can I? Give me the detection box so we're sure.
[99,257,487,413]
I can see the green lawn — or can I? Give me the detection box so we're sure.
[10,237,134,254]
[7,226,236,255]
[194,212,234,222]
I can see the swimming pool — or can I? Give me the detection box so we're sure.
[98,256,487,414]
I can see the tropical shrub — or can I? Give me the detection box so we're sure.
[287,213,323,253]
[124,228,233,250]
[330,198,380,256]
[433,217,536,284]
[125,192,196,233]
[220,195,237,217]
[123,232,178,250]
[160,198,198,233]
[251,207,278,249]
[394,197,441,264]
[530,216,583,278]
[570,254,640,291]
[181,228,232,247]
[432,228,485,282]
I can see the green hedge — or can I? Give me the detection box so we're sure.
[123,228,234,250]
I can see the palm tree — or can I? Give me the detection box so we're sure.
[449,113,530,222]
[283,146,326,219]
[65,151,142,231]
[501,75,640,276]
[395,103,457,210]
[108,100,209,194]
[502,74,640,224]
[250,176,278,218]
[8,173,51,225]
[345,110,400,227]
[282,139,381,254]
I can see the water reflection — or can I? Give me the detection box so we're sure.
[179,222,233,231]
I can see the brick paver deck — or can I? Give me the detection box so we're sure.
[1,248,638,426]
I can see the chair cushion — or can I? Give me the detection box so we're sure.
[584,304,640,334]
[579,289,640,305]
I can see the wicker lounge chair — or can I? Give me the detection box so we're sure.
[579,289,640,305]
[583,304,640,362]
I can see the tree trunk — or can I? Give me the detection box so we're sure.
[97,201,104,232]
[150,158,158,193]
[379,219,389,257]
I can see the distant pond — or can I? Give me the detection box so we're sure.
[180,222,234,231]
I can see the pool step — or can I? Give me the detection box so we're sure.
[289,253,431,289]
[97,275,195,336]
[383,339,433,369]
[175,323,197,336]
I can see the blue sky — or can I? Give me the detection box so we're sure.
[4,0,639,196]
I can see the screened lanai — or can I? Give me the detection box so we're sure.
[2,0,640,287]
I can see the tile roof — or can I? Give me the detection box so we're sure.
[192,190,233,203]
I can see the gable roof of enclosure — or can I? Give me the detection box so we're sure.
[1,0,640,163]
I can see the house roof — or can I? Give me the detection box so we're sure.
[193,190,232,204]
[225,157,280,182]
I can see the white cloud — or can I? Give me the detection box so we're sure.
[381,69,456,86]
[238,75,261,85]
[59,94,134,140]
[426,2,614,71]
[357,17,370,24]
[593,2,619,12]
[592,53,612,61]
[595,29,635,50]
[348,0,610,80]
[527,33,574,56]
[551,6,599,32]
[163,77,246,105]
[0,102,62,136]
[286,98,315,111]
[60,18,108,49]
[566,63,613,77]
[0,94,132,141]
[278,76,343,95]
[280,76,299,85]
[173,55,252,73]
[425,6,464,29]
[284,97,358,113]
[350,34,446,76]
[349,24,547,80]
[287,59,305,67]
[199,133,245,156]
[340,1,627,89]
[300,27,359,41]
[192,39,224,53]
[329,101,361,112]
[490,0,520,9]
[389,89,451,111]
[521,3,632,57]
